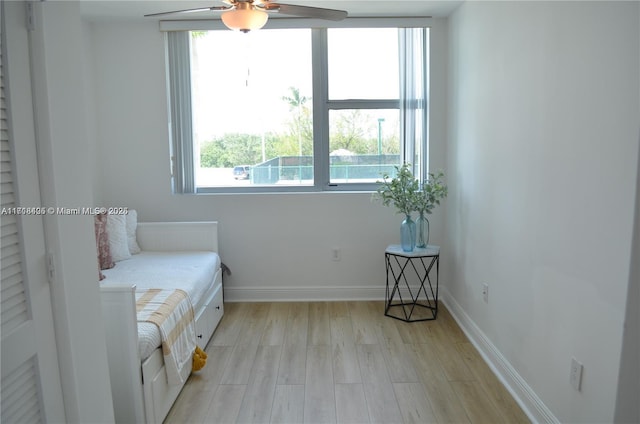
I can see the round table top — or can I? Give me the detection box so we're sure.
[385,244,440,257]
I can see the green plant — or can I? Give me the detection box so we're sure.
[373,164,447,216]
[373,164,420,215]
[415,171,448,215]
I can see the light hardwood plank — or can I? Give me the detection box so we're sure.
[393,319,432,344]
[332,341,361,384]
[165,347,233,422]
[284,302,309,346]
[456,342,530,423]
[374,312,405,346]
[437,305,469,344]
[328,301,350,318]
[362,382,403,424]
[407,343,471,424]
[304,345,336,424]
[219,342,260,385]
[452,380,508,424]
[163,385,215,423]
[365,301,385,317]
[357,343,391,384]
[348,301,379,345]
[204,384,246,424]
[236,302,271,346]
[405,342,447,383]
[393,382,438,424]
[277,343,307,385]
[380,342,420,383]
[330,316,356,345]
[260,302,290,346]
[335,383,369,424]
[236,345,281,423]
[210,302,249,346]
[427,326,475,382]
[308,302,331,346]
[330,315,362,383]
[271,385,305,424]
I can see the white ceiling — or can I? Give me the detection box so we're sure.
[79,0,464,21]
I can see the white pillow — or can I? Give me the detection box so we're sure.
[106,214,131,262]
[126,210,141,254]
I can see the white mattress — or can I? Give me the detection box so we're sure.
[101,251,220,359]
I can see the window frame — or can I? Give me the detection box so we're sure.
[162,17,432,194]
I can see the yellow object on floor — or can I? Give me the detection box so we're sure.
[192,346,207,371]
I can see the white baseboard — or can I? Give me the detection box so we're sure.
[441,289,559,424]
[223,284,432,302]
[224,285,386,302]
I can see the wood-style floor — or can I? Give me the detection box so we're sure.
[165,301,530,424]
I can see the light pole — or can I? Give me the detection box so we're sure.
[377,118,385,156]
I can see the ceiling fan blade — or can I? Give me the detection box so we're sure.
[144,6,231,18]
[261,3,347,21]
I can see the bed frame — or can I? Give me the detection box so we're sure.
[100,222,224,424]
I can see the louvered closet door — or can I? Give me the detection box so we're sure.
[1,3,65,422]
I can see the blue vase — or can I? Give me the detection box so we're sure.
[400,215,416,252]
[415,212,429,248]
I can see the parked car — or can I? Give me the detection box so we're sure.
[233,165,251,180]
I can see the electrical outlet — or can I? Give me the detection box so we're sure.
[331,248,341,261]
[570,357,583,391]
[482,283,489,303]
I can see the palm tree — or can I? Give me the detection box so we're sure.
[282,87,309,157]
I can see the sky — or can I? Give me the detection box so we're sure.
[191,28,312,141]
[190,27,399,144]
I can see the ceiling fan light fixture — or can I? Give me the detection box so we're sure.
[221,3,268,33]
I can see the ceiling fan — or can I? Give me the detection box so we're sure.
[144,0,348,32]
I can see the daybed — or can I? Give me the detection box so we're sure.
[99,221,223,424]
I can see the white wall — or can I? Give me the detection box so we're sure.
[446,1,639,422]
[87,19,450,301]
[28,2,115,422]
[614,132,639,423]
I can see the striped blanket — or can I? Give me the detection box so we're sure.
[136,289,196,385]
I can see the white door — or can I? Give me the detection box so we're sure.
[1,2,66,422]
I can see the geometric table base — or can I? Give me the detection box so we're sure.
[384,244,439,322]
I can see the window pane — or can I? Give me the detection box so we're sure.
[191,29,313,187]
[329,109,400,183]
[328,28,399,100]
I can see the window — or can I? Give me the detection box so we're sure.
[166,20,429,193]
[190,29,313,188]
[327,28,400,185]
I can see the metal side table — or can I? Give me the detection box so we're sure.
[385,244,439,322]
